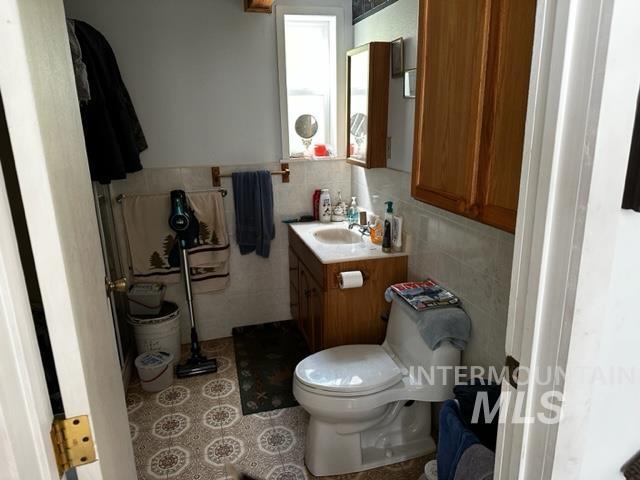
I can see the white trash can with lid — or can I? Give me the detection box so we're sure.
[135,351,174,392]
[128,302,181,361]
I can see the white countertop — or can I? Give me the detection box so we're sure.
[288,221,408,264]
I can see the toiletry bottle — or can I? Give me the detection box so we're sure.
[319,189,332,223]
[348,197,358,223]
[370,215,384,245]
[312,189,321,220]
[382,201,394,253]
[392,213,403,252]
[331,191,346,222]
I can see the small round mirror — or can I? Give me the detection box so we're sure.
[349,113,367,139]
[295,114,318,149]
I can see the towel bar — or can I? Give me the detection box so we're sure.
[115,188,228,203]
[211,163,290,187]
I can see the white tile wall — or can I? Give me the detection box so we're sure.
[351,166,515,370]
[109,160,351,342]
[109,161,512,371]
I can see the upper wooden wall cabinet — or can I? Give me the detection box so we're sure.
[347,42,390,169]
[244,0,273,13]
[411,0,536,232]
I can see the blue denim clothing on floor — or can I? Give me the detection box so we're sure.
[437,400,480,480]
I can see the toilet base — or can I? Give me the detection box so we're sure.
[304,401,436,477]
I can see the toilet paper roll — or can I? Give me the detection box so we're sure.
[339,271,364,289]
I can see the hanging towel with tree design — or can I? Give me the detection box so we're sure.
[121,191,230,293]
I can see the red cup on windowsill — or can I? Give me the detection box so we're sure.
[313,144,328,157]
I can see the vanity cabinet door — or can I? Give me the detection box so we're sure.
[307,277,324,352]
[288,248,299,321]
[298,263,318,351]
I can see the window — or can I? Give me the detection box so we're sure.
[276,7,346,159]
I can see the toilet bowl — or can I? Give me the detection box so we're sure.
[293,295,461,477]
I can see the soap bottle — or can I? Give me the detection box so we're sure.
[319,189,332,223]
[382,201,394,253]
[347,197,358,223]
[370,215,384,245]
[392,213,403,252]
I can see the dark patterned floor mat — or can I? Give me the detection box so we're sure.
[232,320,310,415]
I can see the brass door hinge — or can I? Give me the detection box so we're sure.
[50,415,97,476]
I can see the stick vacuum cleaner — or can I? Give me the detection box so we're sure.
[168,190,217,378]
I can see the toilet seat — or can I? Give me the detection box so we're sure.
[294,345,404,396]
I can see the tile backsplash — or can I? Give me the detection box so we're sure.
[109,161,513,371]
[109,161,350,342]
[351,166,514,370]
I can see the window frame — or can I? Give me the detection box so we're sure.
[275,5,347,160]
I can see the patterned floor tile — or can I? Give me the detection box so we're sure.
[147,445,191,478]
[127,388,170,432]
[132,430,171,467]
[127,336,432,480]
[153,412,192,439]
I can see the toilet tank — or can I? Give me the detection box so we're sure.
[383,294,461,385]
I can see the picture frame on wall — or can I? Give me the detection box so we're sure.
[404,69,416,99]
[391,37,404,78]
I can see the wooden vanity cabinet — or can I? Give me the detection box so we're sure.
[288,228,407,352]
[411,0,536,233]
[346,42,390,169]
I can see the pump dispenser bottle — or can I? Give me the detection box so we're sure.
[382,201,393,253]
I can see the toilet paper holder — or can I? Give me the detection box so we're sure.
[335,270,369,286]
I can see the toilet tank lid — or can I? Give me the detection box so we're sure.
[295,345,403,394]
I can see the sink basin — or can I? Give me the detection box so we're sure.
[313,228,363,245]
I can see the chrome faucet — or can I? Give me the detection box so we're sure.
[349,222,371,236]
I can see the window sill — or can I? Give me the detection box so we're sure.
[282,156,348,164]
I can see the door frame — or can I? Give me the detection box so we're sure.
[497,0,638,478]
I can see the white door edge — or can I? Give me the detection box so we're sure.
[498,0,637,478]
[0,0,137,478]
[0,161,58,479]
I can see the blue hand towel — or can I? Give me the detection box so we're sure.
[438,400,480,480]
[232,171,275,258]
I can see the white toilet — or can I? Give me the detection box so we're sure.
[293,293,461,477]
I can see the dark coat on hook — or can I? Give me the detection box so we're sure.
[72,20,147,184]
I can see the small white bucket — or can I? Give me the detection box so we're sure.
[128,282,166,316]
[128,302,181,361]
[135,351,174,392]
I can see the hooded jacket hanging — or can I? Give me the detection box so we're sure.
[71,20,147,184]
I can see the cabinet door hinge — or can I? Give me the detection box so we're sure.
[50,415,97,476]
